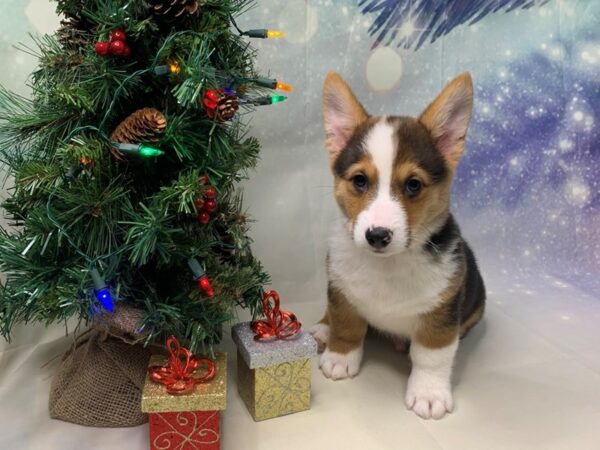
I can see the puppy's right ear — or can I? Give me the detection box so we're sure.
[322,72,368,159]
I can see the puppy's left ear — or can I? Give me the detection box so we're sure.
[419,72,473,169]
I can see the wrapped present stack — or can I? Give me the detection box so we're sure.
[232,291,318,421]
[141,337,226,450]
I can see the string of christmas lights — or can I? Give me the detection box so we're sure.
[229,15,285,40]
[42,19,291,311]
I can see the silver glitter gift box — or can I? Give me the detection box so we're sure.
[231,322,317,421]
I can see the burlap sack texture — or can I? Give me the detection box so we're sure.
[48,304,153,427]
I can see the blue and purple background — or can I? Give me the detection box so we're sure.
[237,0,600,303]
[0,0,598,309]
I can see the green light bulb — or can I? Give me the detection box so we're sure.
[271,95,287,104]
[139,145,164,157]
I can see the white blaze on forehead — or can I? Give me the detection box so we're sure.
[352,118,409,252]
[366,118,396,200]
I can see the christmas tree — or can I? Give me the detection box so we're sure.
[0,0,288,353]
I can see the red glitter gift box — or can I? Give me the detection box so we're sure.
[141,353,227,450]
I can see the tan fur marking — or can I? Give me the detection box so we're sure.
[393,162,434,186]
[317,314,329,326]
[414,267,465,349]
[326,286,367,354]
[391,161,452,244]
[334,153,379,229]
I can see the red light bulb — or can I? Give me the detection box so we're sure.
[198,276,214,297]
[205,89,220,102]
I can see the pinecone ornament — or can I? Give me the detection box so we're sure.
[215,94,239,122]
[110,108,167,159]
[203,89,239,122]
[56,18,89,52]
[55,10,96,67]
[110,108,167,144]
[146,0,200,20]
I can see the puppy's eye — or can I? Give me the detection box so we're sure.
[352,174,368,192]
[405,178,422,196]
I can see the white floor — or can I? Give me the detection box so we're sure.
[1,269,600,450]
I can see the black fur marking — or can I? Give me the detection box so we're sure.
[333,119,377,178]
[459,241,486,326]
[424,214,460,258]
[433,238,486,331]
[442,238,486,329]
[422,215,486,329]
[388,116,448,183]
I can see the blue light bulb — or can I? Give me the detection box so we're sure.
[95,288,114,313]
[90,267,115,313]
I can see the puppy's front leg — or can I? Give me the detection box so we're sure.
[405,321,459,420]
[319,286,367,380]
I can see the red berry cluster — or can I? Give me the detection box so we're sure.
[195,176,218,225]
[95,29,131,58]
[202,89,222,117]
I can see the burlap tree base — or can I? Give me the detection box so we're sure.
[49,305,152,427]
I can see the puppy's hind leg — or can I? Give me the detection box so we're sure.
[319,286,367,380]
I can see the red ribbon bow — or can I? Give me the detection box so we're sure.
[148,336,216,395]
[250,290,302,341]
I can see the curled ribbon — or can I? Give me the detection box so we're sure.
[250,290,302,341]
[148,335,216,395]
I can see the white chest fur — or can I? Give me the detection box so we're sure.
[328,222,458,337]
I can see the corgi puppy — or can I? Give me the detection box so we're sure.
[310,72,485,420]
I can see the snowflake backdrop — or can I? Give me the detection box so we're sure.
[458,25,599,292]
[0,0,598,302]
[244,0,599,298]
[358,0,599,292]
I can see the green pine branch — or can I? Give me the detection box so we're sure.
[0,0,278,353]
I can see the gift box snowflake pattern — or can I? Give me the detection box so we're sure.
[232,321,317,421]
[141,352,227,450]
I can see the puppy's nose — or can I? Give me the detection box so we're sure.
[365,227,393,249]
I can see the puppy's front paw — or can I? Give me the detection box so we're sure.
[309,323,330,353]
[405,372,453,420]
[319,347,362,380]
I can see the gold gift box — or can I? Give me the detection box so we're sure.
[232,323,317,421]
[141,353,227,413]
[236,350,312,421]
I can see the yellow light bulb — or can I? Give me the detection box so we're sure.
[275,81,294,92]
[169,61,181,75]
[267,30,285,39]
